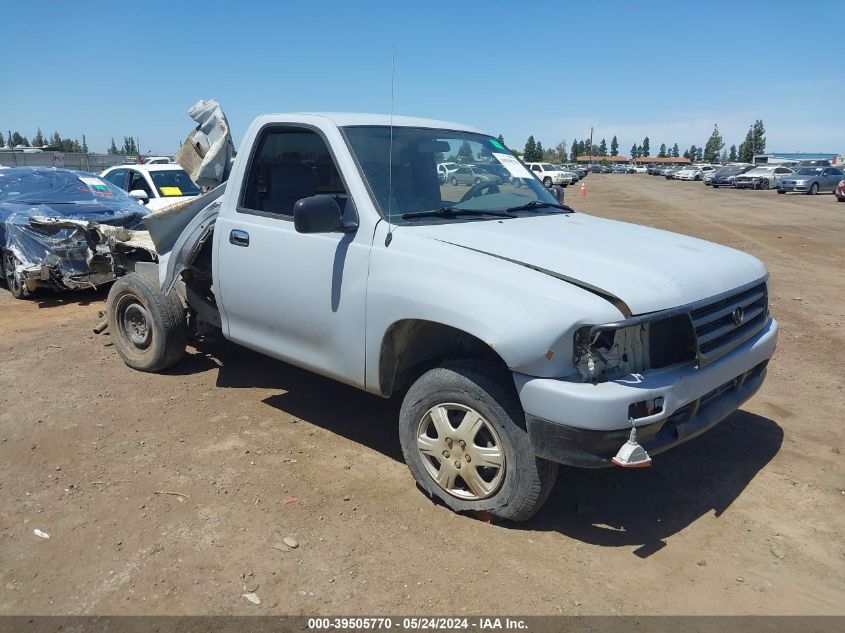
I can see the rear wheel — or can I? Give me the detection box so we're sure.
[1,249,29,299]
[106,268,187,372]
[399,359,558,522]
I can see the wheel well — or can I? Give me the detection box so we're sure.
[378,320,508,397]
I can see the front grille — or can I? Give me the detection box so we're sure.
[690,282,768,366]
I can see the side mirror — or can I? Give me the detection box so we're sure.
[294,195,357,234]
[129,189,149,204]
[550,185,565,202]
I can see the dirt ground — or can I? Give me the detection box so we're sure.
[1,175,843,616]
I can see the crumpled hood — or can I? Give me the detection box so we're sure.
[411,212,767,316]
[0,201,147,229]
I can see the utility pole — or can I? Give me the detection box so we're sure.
[589,126,594,164]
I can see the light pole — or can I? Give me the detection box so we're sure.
[589,126,594,164]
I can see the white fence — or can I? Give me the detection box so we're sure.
[0,151,129,173]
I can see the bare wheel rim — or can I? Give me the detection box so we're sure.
[3,251,23,295]
[117,296,153,349]
[416,402,505,500]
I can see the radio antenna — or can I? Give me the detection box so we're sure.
[385,44,395,247]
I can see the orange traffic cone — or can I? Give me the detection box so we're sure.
[579,181,586,196]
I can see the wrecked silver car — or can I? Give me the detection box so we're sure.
[0,167,154,298]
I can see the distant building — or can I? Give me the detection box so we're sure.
[754,152,839,166]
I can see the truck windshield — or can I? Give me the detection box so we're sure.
[343,126,562,222]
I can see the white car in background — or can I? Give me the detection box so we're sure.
[734,166,794,190]
[676,164,718,181]
[554,164,581,182]
[141,156,174,165]
[437,162,460,183]
[526,163,574,186]
[630,165,648,173]
[100,164,203,211]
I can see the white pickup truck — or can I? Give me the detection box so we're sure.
[107,111,778,522]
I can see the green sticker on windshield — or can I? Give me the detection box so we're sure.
[489,138,506,150]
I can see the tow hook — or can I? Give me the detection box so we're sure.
[611,420,652,468]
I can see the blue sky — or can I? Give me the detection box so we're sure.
[1,0,842,156]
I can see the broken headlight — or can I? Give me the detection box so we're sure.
[573,324,650,383]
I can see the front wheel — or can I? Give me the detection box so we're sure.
[399,360,558,522]
[808,183,819,195]
[542,177,552,187]
[450,176,458,186]
[2,249,30,299]
[760,178,770,190]
[106,269,187,372]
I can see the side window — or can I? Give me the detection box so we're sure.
[104,169,127,189]
[241,127,346,216]
[531,165,540,172]
[128,170,153,196]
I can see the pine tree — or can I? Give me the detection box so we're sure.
[751,120,766,155]
[570,138,578,161]
[696,147,703,161]
[658,143,667,158]
[610,135,619,156]
[739,128,754,162]
[641,137,650,157]
[33,127,44,147]
[0,132,4,148]
[6,132,11,148]
[535,141,544,161]
[688,145,698,161]
[11,132,25,147]
[672,143,680,158]
[51,132,62,147]
[497,134,505,146]
[683,150,690,159]
[81,135,88,154]
[524,135,536,162]
[703,124,724,163]
[108,138,118,155]
[598,138,607,156]
[457,140,474,162]
[630,144,638,159]
[729,144,737,162]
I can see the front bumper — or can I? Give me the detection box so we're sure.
[515,318,778,467]
[778,183,809,192]
[711,179,735,187]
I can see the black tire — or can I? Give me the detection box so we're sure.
[1,249,30,299]
[399,359,558,522]
[450,176,458,186]
[542,177,552,187]
[474,177,481,185]
[106,268,187,372]
[713,185,720,188]
[760,178,769,190]
[808,183,819,195]
[777,190,785,194]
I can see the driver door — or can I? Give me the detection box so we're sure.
[214,126,370,387]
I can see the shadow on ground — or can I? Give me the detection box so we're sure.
[168,341,783,550]
[525,410,782,554]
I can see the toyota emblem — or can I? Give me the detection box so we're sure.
[732,306,745,326]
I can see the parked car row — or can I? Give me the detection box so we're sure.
[436,161,586,188]
[651,160,845,197]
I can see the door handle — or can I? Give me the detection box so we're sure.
[229,229,249,247]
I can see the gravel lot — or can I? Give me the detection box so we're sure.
[1,175,843,615]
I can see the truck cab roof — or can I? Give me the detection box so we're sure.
[255,112,484,133]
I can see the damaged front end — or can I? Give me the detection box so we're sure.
[4,216,157,294]
[0,167,155,297]
[573,312,697,384]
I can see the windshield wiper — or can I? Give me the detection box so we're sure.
[503,200,572,214]
[400,206,511,220]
